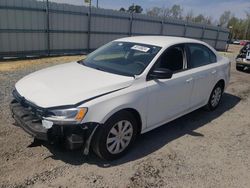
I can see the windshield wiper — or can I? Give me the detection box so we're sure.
[78,60,135,78]
[92,67,105,71]
[77,60,85,65]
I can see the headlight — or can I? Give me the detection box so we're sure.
[44,107,88,125]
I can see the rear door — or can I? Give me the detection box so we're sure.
[186,43,218,108]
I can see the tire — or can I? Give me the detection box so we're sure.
[92,111,138,160]
[205,83,223,111]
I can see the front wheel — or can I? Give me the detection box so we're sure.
[205,83,223,111]
[92,111,138,160]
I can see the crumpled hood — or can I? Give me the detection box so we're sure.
[15,62,134,108]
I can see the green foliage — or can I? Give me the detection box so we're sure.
[119,7,126,12]
[146,7,162,17]
[219,11,232,27]
[119,4,143,13]
[120,4,250,39]
[228,14,250,40]
[128,4,143,13]
[145,5,183,19]
[169,5,183,19]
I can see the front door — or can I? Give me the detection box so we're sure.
[146,44,194,128]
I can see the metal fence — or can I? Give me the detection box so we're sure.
[0,0,229,59]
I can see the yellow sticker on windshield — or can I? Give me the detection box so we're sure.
[131,45,150,52]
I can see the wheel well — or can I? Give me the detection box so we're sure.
[119,108,142,135]
[217,79,225,91]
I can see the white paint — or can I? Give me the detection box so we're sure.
[15,62,134,108]
[15,36,230,134]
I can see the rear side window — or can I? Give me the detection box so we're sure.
[187,44,217,69]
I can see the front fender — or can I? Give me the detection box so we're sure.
[81,86,148,132]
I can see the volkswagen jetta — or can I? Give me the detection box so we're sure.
[10,36,230,160]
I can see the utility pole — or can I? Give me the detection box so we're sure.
[246,20,250,40]
[86,0,91,52]
[97,0,99,8]
[245,12,250,40]
[46,0,50,56]
[226,26,233,52]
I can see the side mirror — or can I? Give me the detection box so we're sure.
[148,68,173,80]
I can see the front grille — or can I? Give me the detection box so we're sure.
[10,99,48,140]
[12,89,48,119]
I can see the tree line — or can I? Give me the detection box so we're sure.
[119,4,250,40]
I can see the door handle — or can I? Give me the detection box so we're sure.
[211,70,217,74]
[186,78,193,83]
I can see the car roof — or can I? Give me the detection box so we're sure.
[115,36,207,48]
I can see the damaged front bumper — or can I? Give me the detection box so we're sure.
[10,99,100,153]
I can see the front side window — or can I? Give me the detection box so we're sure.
[78,42,161,76]
[153,44,185,72]
[187,43,217,69]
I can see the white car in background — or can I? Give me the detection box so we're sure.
[10,36,230,160]
[233,40,240,45]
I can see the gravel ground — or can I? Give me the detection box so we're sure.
[0,45,250,188]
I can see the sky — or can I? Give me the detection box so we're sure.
[48,0,250,20]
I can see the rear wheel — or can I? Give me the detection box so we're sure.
[92,111,138,160]
[205,83,223,111]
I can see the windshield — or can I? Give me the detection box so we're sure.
[78,41,161,76]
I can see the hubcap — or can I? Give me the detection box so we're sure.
[211,87,222,107]
[106,120,133,154]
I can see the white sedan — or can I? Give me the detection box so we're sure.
[10,36,230,160]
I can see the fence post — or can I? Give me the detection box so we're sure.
[87,4,91,52]
[201,26,205,40]
[183,23,187,37]
[160,20,164,35]
[45,0,50,56]
[226,30,231,52]
[129,13,133,36]
[215,28,220,50]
